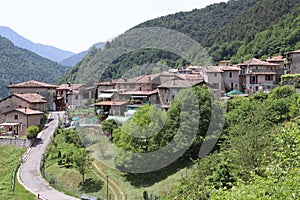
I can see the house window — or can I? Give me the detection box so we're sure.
[265,75,273,81]
[212,83,219,89]
[250,76,257,84]
[214,73,218,77]
[255,66,259,70]
[14,114,18,120]
[75,95,78,100]
[229,72,233,78]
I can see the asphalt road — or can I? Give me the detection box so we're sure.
[18,111,78,200]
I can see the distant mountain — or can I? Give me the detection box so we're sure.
[59,42,105,67]
[0,36,72,98]
[61,0,300,84]
[0,26,75,62]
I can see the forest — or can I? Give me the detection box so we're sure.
[61,0,300,85]
[0,36,71,98]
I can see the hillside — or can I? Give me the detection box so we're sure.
[0,26,75,62]
[59,42,105,67]
[0,36,71,97]
[232,8,300,61]
[61,0,300,84]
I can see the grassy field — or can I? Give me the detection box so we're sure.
[89,137,194,199]
[44,155,119,199]
[0,146,35,200]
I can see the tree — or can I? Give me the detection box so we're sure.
[101,119,119,141]
[26,126,39,139]
[73,148,93,183]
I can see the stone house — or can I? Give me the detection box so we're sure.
[1,108,44,136]
[0,93,47,114]
[285,50,300,74]
[56,83,97,109]
[199,66,223,97]
[158,79,204,110]
[7,80,57,111]
[238,58,281,94]
[219,65,241,92]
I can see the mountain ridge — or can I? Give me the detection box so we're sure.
[0,26,75,62]
[0,36,71,98]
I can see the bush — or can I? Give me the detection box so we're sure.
[26,126,40,139]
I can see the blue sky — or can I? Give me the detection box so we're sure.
[0,0,227,53]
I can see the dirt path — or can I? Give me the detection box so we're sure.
[93,162,126,200]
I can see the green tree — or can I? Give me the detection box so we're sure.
[101,119,119,141]
[26,125,39,139]
[73,148,93,183]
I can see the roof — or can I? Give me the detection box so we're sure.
[13,93,47,103]
[219,65,241,71]
[4,108,44,115]
[57,83,85,90]
[0,93,47,104]
[119,89,158,96]
[158,79,203,89]
[176,73,203,80]
[202,66,224,73]
[8,80,57,88]
[266,55,285,62]
[238,58,280,66]
[285,49,300,55]
[94,101,129,106]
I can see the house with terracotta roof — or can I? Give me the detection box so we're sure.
[7,80,57,111]
[0,93,47,114]
[0,108,44,136]
[238,58,281,94]
[158,78,204,110]
[285,50,300,74]
[56,83,97,110]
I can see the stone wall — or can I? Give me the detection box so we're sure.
[0,138,30,148]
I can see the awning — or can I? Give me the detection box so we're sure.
[99,93,114,98]
[0,123,19,126]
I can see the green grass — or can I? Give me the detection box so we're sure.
[0,146,35,200]
[89,138,195,199]
[44,157,116,199]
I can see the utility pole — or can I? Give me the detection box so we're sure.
[106,175,109,200]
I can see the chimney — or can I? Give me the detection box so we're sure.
[67,82,71,87]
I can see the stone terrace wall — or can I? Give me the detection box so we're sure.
[0,138,30,148]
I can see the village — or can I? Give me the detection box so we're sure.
[0,49,300,137]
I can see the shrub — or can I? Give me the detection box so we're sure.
[26,126,40,139]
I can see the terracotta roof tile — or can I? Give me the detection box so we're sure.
[57,84,85,90]
[13,93,47,103]
[8,80,57,88]
[158,79,203,89]
[94,101,129,106]
[4,108,44,115]
[238,58,280,66]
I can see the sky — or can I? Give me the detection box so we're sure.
[0,0,227,53]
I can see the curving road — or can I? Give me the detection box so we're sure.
[18,112,78,200]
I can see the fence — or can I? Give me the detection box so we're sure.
[11,158,22,192]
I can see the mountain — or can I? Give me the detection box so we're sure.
[59,42,105,67]
[0,26,75,62]
[61,0,300,84]
[0,36,72,98]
